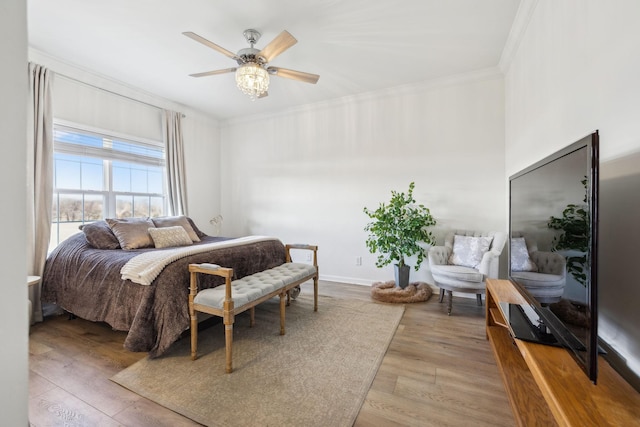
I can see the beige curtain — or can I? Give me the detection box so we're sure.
[163,110,188,216]
[26,63,53,323]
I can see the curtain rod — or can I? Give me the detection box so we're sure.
[56,73,186,118]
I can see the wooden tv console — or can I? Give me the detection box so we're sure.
[485,279,640,427]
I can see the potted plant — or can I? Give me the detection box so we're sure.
[363,182,436,288]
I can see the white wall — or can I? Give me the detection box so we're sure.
[504,0,640,383]
[505,0,640,172]
[0,0,28,424]
[221,71,507,286]
[182,113,222,233]
[28,50,223,235]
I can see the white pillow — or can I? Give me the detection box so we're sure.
[152,215,201,242]
[510,237,538,272]
[449,235,493,268]
[148,226,193,249]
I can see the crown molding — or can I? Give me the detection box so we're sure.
[498,0,539,74]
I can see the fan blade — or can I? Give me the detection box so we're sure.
[258,31,297,63]
[189,68,236,78]
[267,67,319,84]
[183,31,238,60]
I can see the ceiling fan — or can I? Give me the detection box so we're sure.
[183,29,320,100]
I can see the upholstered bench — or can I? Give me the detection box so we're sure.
[188,244,318,373]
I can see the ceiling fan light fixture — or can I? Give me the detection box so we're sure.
[235,63,269,100]
[185,29,318,98]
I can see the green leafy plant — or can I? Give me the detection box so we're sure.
[363,182,436,270]
[547,177,589,286]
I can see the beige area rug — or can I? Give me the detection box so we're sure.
[111,294,404,427]
[371,280,433,303]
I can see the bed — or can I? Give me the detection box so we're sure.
[41,217,286,357]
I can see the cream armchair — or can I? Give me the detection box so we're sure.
[428,230,506,315]
[510,234,566,304]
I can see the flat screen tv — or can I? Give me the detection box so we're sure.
[508,131,599,383]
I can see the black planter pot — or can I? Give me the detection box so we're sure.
[394,264,410,289]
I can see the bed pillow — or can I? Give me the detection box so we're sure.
[148,226,194,249]
[448,235,493,268]
[106,218,156,250]
[80,221,121,249]
[152,215,201,242]
[510,237,538,272]
[186,217,207,239]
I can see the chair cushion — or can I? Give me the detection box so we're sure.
[513,272,565,303]
[431,264,484,283]
[194,262,316,309]
[511,271,565,288]
[195,275,283,309]
[527,288,564,303]
[448,235,493,268]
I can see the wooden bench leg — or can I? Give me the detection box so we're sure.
[224,322,233,373]
[224,299,235,374]
[190,311,198,361]
[280,291,286,335]
[189,271,198,360]
[249,307,255,327]
[313,275,319,312]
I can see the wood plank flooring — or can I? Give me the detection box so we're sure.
[28,281,515,426]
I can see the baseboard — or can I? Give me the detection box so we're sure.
[319,275,372,286]
[599,339,640,393]
[319,275,445,295]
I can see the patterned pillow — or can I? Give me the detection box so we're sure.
[106,218,156,250]
[148,226,193,249]
[510,237,538,272]
[80,221,121,249]
[448,235,493,268]
[152,215,201,242]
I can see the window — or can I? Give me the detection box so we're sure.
[50,122,166,251]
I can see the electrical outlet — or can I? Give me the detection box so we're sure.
[356,256,362,266]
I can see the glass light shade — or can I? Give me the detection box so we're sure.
[235,63,269,100]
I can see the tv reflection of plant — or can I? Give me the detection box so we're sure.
[547,177,589,286]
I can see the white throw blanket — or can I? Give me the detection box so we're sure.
[121,236,279,285]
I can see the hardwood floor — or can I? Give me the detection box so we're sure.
[28,281,515,426]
